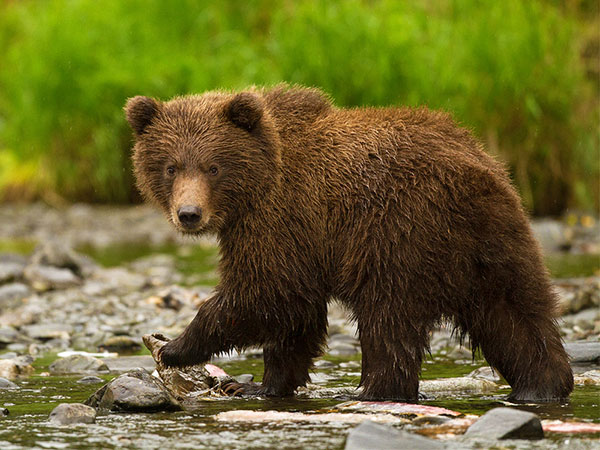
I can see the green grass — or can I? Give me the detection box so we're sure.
[545,252,600,278]
[0,0,598,214]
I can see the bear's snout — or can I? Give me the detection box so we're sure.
[177,205,202,229]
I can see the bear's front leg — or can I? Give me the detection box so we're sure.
[223,318,328,397]
[159,295,230,367]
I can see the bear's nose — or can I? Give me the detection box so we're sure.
[177,205,202,228]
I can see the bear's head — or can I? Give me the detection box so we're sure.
[125,91,282,235]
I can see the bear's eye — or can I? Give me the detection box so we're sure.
[166,166,176,176]
[209,166,219,176]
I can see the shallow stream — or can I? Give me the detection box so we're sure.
[1,355,599,449]
[0,241,598,449]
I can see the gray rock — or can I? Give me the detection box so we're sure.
[0,358,34,380]
[574,369,600,385]
[102,356,156,373]
[77,375,104,384]
[328,342,359,356]
[0,377,18,389]
[531,219,569,252]
[29,339,70,357]
[89,268,147,294]
[467,366,501,382]
[22,323,73,341]
[145,285,197,310]
[24,265,81,291]
[0,352,18,359]
[85,369,181,412]
[464,407,543,440]
[554,277,600,314]
[411,415,452,426]
[345,420,445,450]
[30,241,97,278]
[0,262,25,283]
[0,253,27,265]
[99,336,142,354]
[314,359,336,369]
[48,403,96,425]
[0,407,8,417]
[329,333,359,345]
[564,341,600,363]
[310,372,332,384]
[49,355,108,374]
[563,308,600,326]
[6,343,27,353]
[420,377,497,394]
[339,361,360,369]
[447,346,473,360]
[0,327,19,346]
[0,283,30,303]
[234,374,254,383]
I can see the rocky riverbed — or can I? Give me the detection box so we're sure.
[0,204,598,449]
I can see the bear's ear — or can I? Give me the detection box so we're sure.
[225,92,263,132]
[125,96,160,135]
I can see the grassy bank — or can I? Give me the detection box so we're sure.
[0,0,597,214]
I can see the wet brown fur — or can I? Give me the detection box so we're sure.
[126,84,573,402]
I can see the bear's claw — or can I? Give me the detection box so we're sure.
[222,381,272,397]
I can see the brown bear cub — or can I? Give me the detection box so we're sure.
[125,85,573,402]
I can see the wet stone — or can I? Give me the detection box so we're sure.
[314,359,336,369]
[574,369,600,385]
[0,262,25,283]
[336,401,462,418]
[22,323,73,341]
[344,420,445,450]
[90,268,147,293]
[564,341,600,363]
[29,241,97,278]
[29,339,70,356]
[554,277,600,314]
[24,264,81,291]
[420,377,497,394]
[411,415,452,426]
[216,410,404,424]
[464,407,543,440]
[6,343,27,353]
[99,336,142,354]
[0,357,34,380]
[447,346,472,360]
[77,375,105,384]
[467,366,501,382]
[234,374,254,384]
[329,333,359,345]
[0,283,30,303]
[85,369,181,412]
[0,253,27,265]
[0,327,18,346]
[328,342,359,357]
[339,361,360,369]
[49,354,109,374]
[145,285,198,310]
[49,403,96,425]
[310,372,332,384]
[102,355,156,373]
[0,377,18,389]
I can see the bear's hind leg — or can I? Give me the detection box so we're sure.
[470,290,573,402]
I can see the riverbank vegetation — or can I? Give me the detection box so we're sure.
[0,0,597,215]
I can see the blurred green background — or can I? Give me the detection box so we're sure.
[0,0,598,215]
